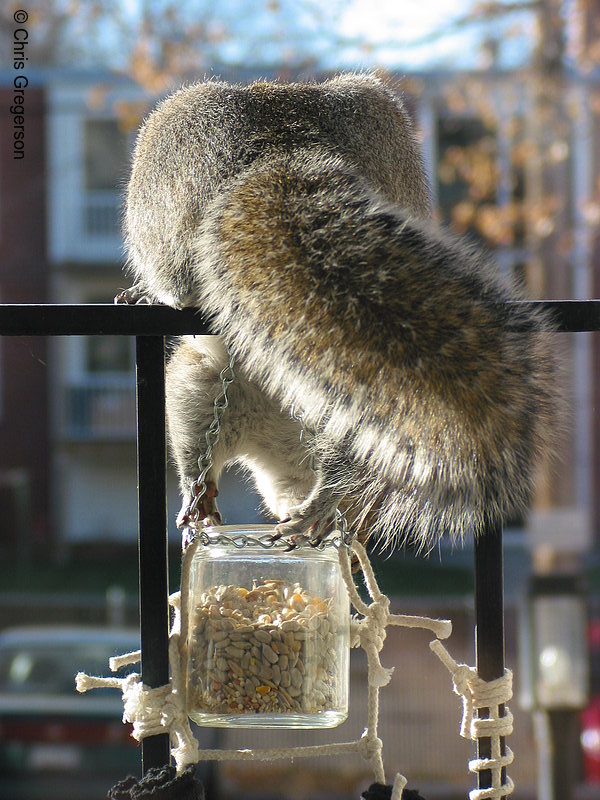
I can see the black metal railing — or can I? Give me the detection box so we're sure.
[1,300,597,789]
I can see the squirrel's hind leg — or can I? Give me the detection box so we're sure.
[166,337,234,529]
[167,336,316,532]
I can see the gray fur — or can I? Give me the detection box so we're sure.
[124,74,556,550]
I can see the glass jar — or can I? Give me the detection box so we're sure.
[185,524,350,728]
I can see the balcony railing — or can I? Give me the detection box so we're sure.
[1,300,599,787]
[82,191,121,238]
[62,377,135,440]
[50,193,122,263]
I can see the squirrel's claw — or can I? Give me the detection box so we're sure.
[177,480,222,528]
[114,284,146,305]
[274,509,336,547]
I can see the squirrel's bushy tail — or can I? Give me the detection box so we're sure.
[190,148,557,548]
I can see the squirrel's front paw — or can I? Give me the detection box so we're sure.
[274,512,334,548]
[274,488,341,547]
[177,480,222,528]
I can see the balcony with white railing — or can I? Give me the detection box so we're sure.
[61,376,135,441]
[82,191,122,239]
[47,80,138,265]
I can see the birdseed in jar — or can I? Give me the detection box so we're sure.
[187,579,345,719]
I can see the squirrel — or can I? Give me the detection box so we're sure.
[122,73,556,552]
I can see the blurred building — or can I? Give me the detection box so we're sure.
[414,69,596,575]
[0,65,598,570]
[44,72,269,551]
[46,74,143,549]
[0,81,49,557]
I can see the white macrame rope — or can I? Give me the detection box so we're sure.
[166,591,201,768]
[76,591,200,771]
[429,639,514,800]
[110,650,141,670]
[76,538,514,800]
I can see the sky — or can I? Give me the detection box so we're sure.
[336,0,535,68]
[115,0,537,72]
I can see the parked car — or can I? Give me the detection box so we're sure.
[0,624,220,800]
[0,625,145,800]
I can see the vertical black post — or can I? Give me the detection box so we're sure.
[474,523,506,791]
[136,335,171,773]
[546,710,580,800]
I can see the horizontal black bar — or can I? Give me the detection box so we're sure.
[1,300,600,336]
[534,299,600,332]
[0,304,209,336]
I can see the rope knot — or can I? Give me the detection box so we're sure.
[451,664,472,697]
[358,618,387,652]
[359,732,383,761]
[430,639,515,798]
[369,597,390,628]
[122,675,173,739]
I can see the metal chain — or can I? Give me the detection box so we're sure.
[182,351,235,525]
[190,508,352,550]
[334,507,354,548]
[195,528,347,550]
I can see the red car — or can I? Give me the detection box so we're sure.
[581,619,600,783]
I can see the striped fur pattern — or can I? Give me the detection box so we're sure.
[124,74,556,550]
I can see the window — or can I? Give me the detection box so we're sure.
[82,119,130,237]
[86,336,132,374]
[83,119,130,192]
[436,116,499,243]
